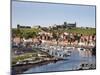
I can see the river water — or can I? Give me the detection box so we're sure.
[24,49,96,73]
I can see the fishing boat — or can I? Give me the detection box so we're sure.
[44,46,73,59]
[32,44,74,59]
[77,48,86,51]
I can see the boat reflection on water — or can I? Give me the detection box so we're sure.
[24,48,96,73]
[76,48,96,70]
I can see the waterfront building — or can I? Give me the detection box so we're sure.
[38,31,52,40]
[13,37,21,45]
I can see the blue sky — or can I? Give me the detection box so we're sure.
[12,1,96,28]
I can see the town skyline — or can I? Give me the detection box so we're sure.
[12,1,96,28]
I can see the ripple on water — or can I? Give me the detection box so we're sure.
[24,49,96,73]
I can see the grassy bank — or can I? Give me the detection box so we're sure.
[12,27,96,39]
[64,28,96,35]
[12,48,54,65]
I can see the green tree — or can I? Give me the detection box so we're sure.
[12,28,22,37]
